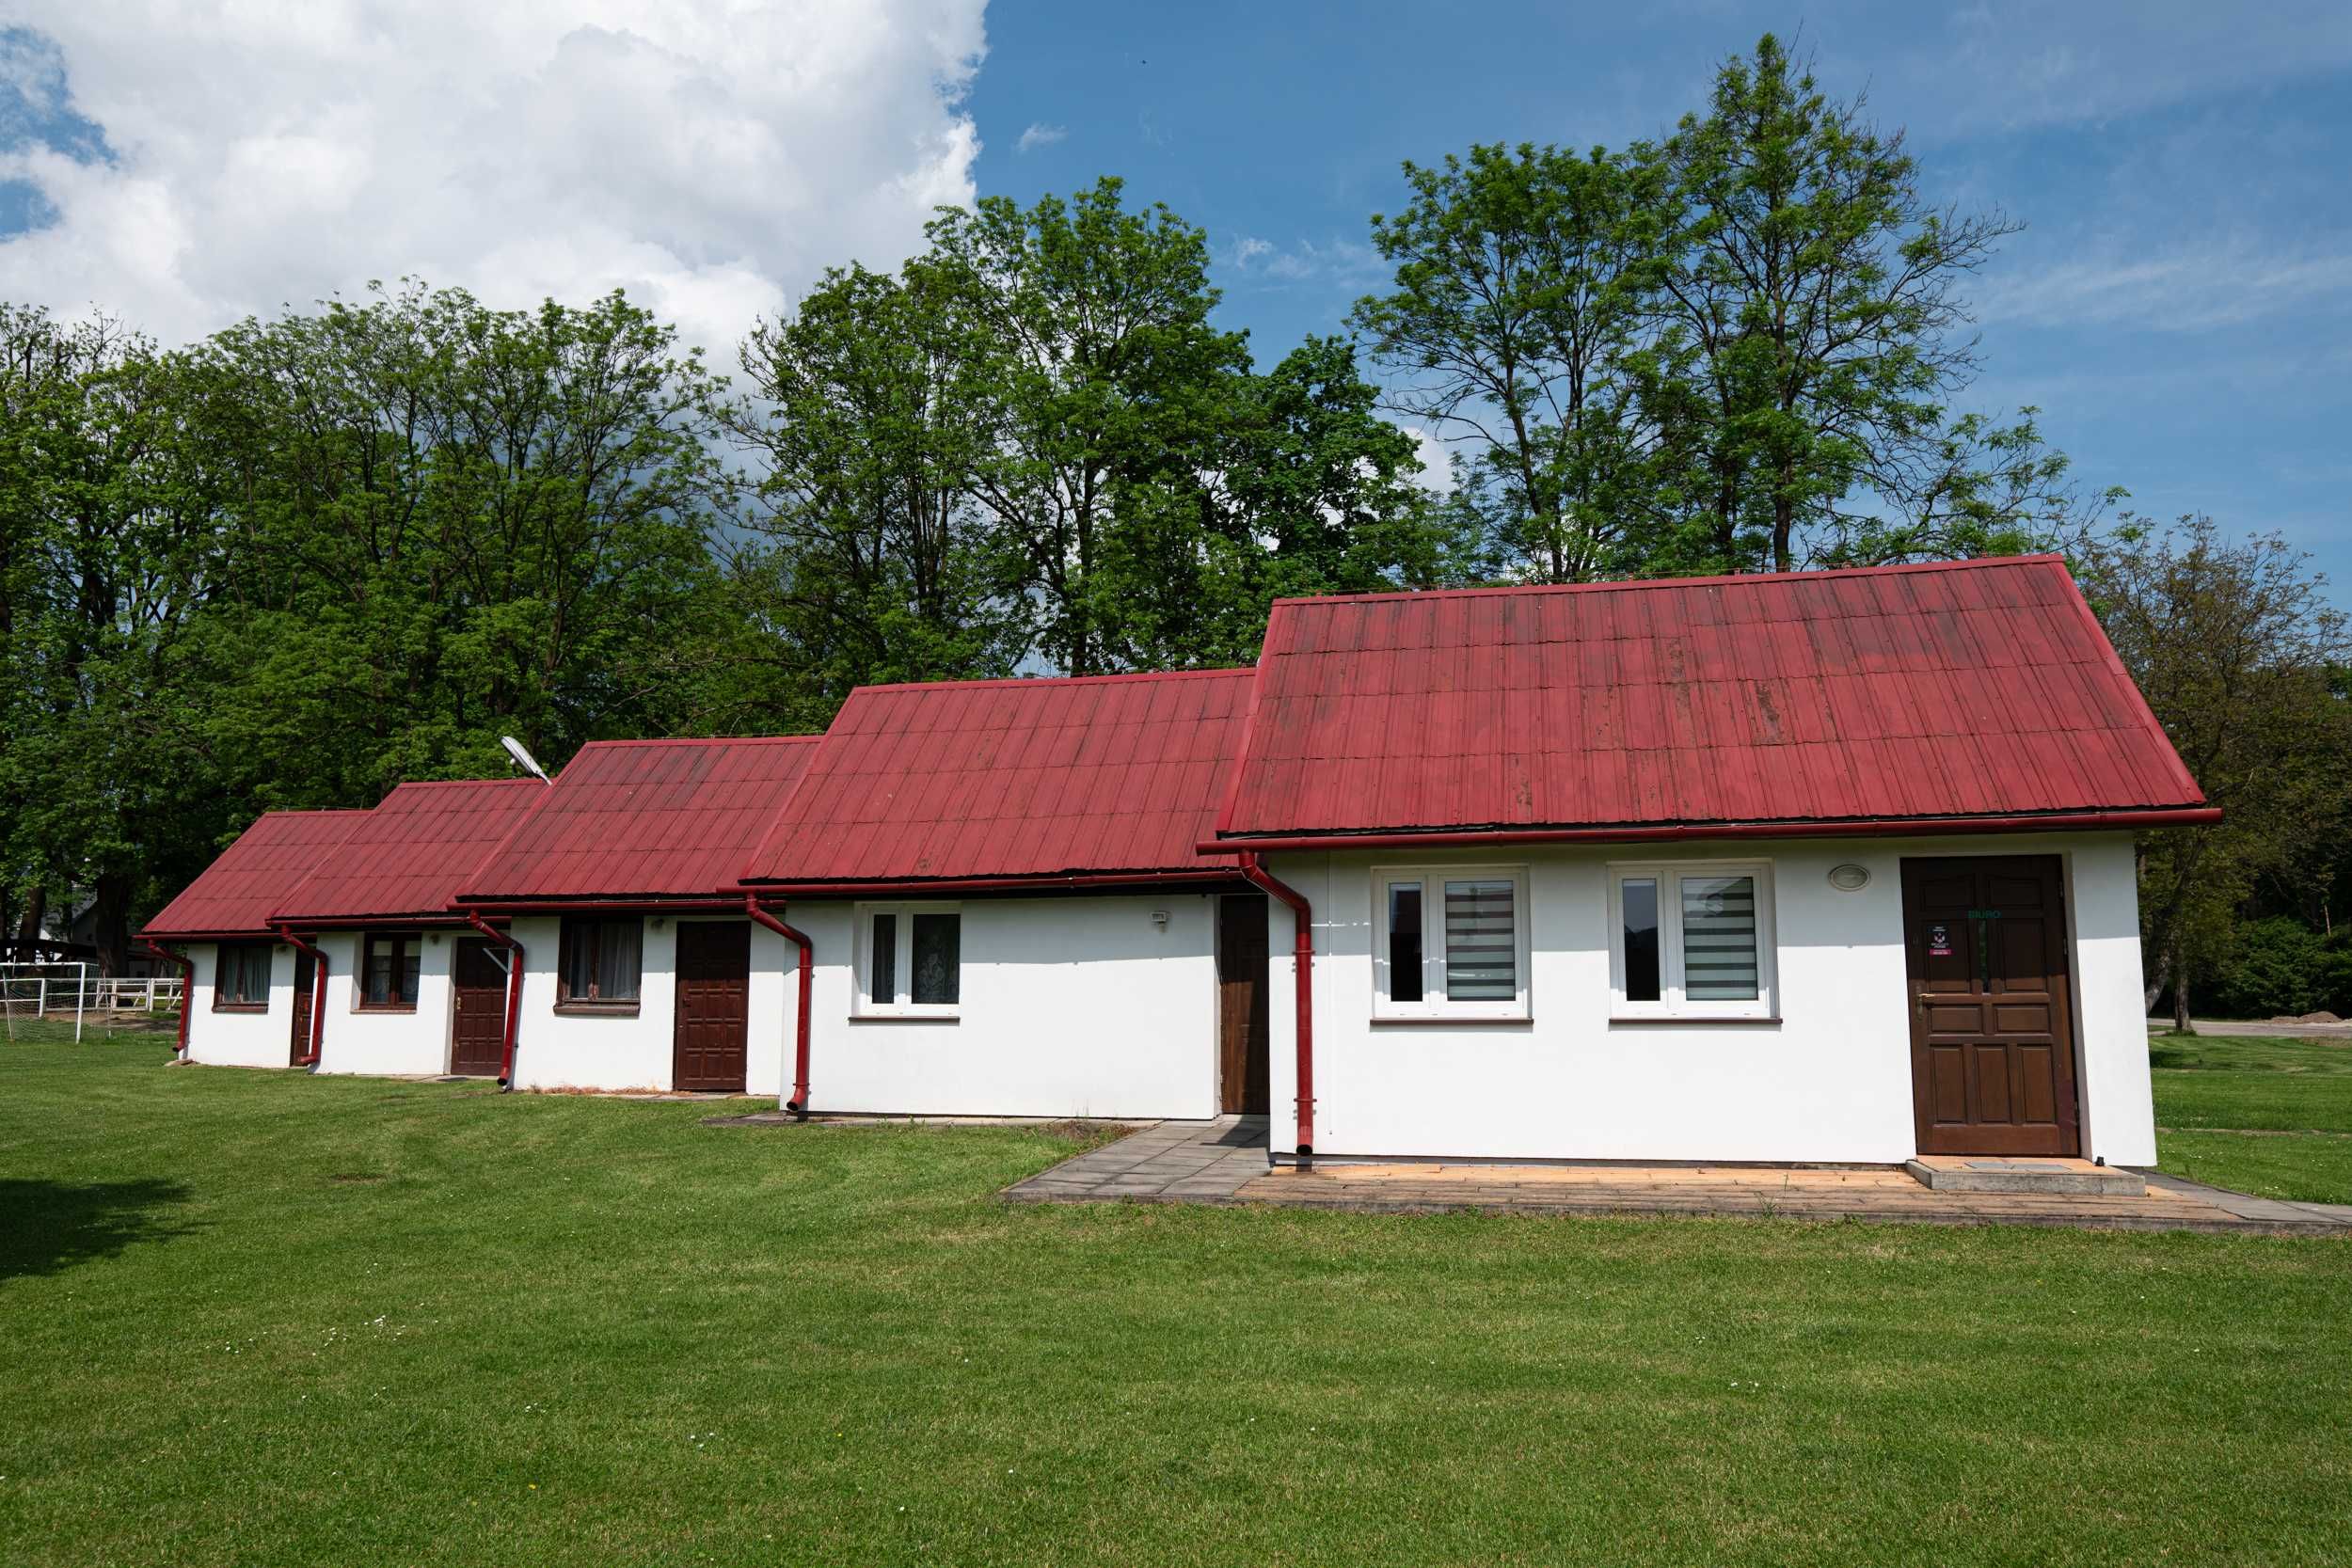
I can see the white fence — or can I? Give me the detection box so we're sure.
[1,963,184,1042]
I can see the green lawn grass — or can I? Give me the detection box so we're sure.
[3,1038,2349,1566]
[2153,1033,2352,1203]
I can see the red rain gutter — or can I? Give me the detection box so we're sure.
[1199,807,2222,858]
[1237,852,1314,1162]
[137,938,195,1062]
[744,896,815,1118]
[272,925,330,1067]
[455,897,747,915]
[740,869,1244,898]
[460,911,527,1091]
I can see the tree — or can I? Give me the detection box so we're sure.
[924,178,1254,674]
[1350,142,1664,583]
[1093,335,1463,668]
[720,259,1019,712]
[2077,516,2352,1030]
[0,306,226,971]
[1644,34,2026,573]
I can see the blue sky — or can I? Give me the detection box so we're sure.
[967,1,2352,595]
[4,1,2348,594]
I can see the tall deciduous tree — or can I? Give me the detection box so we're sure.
[2078,516,2352,1030]
[0,306,225,970]
[1351,142,1664,582]
[721,260,1019,711]
[179,281,744,809]
[925,178,1254,674]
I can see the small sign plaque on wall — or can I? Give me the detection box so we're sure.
[1928,923,1953,958]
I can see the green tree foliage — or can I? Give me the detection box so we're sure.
[720,260,1019,712]
[1354,35,2090,580]
[178,282,741,803]
[2079,517,2352,1027]
[0,307,223,969]
[742,178,1454,677]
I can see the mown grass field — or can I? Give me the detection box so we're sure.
[2,1030,2347,1566]
[2152,1033,2352,1203]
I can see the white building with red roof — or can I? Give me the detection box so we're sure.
[141,556,2210,1166]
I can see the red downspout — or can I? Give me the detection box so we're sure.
[138,939,195,1062]
[461,911,527,1091]
[273,925,329,1067]
[1238,852,1314,1161]
[746,896,814,1118]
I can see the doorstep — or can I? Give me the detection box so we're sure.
[1905,1155,2145,1196]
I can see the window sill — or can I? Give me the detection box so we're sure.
[850,1012,961,1024]
[1371,1014,1532,1026]
[211,1003,268,1014]
[554,1002,641,1018]
[355,1004,419,1014]
[1608,1015,1782,1027]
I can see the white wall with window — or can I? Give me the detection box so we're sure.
[181,939,299,1068]
[1255,833,2154,1165]
[312,928,456,1077]
[792,892,1220,1120]
[509,914,800,1096]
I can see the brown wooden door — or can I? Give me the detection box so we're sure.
[1902,856,2081,1156]
[289,948,316,1066]
[450,938,508,1077]
[674,921,751,1093]
[1217,895,1271,1116]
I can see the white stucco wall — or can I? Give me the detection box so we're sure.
[1257,832,2155,1165]
[182,940,300,1068]
[507,915,796,1097]
[311,928,458,1078]
[785,892,1223,1120]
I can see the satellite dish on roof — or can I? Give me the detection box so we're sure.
[501,736,551,784]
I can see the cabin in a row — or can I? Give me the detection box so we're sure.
[142,556,2213,1167]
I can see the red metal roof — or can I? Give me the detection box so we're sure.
[273,779,548,924]
[141,810,368,938]
[1213,555,2207,842]
[740,669,1256,887]
[460,736,820,904]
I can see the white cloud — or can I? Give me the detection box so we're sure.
[1015,121,1065,153]
[1976,240,2352,333]
[1391,421,1454,496]
[0,3,989,357]
[1225,233,1384,288]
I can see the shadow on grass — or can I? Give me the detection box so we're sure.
[0,1178,197,1281]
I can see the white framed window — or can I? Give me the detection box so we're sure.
[854,903,961,1018]
[1371,865,1531,1021]
[1608,862,1776,1020]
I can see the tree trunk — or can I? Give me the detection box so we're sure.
[2169,927,2194,1036]
[91,871,132,977]
[14,886,45,943]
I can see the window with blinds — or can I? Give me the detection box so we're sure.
[1611,864,1775,1019]
[1374,867,1529,1019]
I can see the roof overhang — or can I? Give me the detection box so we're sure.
[265,913,479,929]
[739,869,1250,899]
[454,895,749,914]
[1199,806,2221,857]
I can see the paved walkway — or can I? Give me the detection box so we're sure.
[1003,1116,1269,1203]
[1004,1119,2352,1236]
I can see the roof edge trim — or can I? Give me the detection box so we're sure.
[1200,805,2222,855]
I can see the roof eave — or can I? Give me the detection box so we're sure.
[1199,806,2222,856]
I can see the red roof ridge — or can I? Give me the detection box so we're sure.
[1268,553,2069,610]
[851,666,1253,694]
